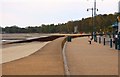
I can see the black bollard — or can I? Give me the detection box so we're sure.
[118,39,120,50]
[94,32,97,42]
[115,38,118,50]
[110,38,112,48]
[104,38,105,45]
[99,37,101,44]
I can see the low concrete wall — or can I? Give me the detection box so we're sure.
[3,35,64,45]
[3,34,91,45]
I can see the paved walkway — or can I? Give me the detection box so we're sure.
[2,36,119,75]
[66,37,118,75]
[2,37,65,75]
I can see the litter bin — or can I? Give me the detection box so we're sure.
[67,36,72,42]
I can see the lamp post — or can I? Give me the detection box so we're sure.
[87,8,94,39]
[94,0,99,42]
[94,0,99,32]
[87,0,99,42]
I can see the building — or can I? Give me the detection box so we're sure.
[74,26,78,34]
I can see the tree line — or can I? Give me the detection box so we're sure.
[1,13,120,34]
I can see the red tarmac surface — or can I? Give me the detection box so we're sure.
[66,37,118,75]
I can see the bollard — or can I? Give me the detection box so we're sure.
[99,37,101,44]
[103,38,105,45]
[118,39,120,50]
[110,38,112,48]
[115,38,118,50]
[96,36,97,42]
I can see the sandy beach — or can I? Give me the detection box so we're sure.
[1,42,49,64]
[1,33,51,40]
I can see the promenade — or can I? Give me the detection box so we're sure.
[66,37,118,75]
[2,36,119,76]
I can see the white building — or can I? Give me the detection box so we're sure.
[74,26,78,33]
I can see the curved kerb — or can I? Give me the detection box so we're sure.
[62,38,70,76]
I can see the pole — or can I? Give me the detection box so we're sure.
[87,0,101,41]
[87,8,94,40]
[92,8,94,40]
[94,0,96,17]
[93,0,97,42]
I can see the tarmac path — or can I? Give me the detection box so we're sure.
[65,37,118,75]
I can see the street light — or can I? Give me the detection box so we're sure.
[87,8,94,39]
[87,0,101,42]
[93,0,99,32]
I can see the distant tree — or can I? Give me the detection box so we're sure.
[2,13,118,33]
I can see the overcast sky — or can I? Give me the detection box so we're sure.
[0,0,120,27]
